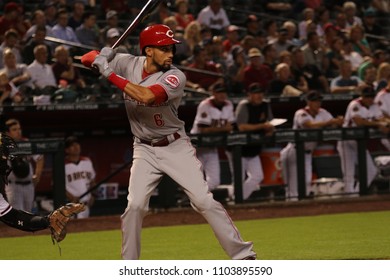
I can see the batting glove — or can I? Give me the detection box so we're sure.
[99,47,116,62]
[92,55,113,78]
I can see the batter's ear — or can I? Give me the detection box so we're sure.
[144,46,153,57]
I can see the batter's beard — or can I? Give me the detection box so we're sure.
[152,60,171,72]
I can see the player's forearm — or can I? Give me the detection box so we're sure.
[123,82,156,105]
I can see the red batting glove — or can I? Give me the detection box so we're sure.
[81,50,100,68]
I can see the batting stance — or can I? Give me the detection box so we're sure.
[0,132,85,243]
[82,24,257,260]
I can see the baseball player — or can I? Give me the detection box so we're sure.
[81,24,256,260]
[280,91,344,201]
[190,82,235,191]
[225,83,275,200]
[0,132,85,242]
[337,87,389,196]
[374,83,390,150]
[65,136,96,219]
[4,119,44,212]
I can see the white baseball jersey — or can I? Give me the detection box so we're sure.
[374,88,390,116]
[190,97,235,134]
[65,156,96,204]
[337,97,381,195]
[293,107,334,151]
[343,98,383,128]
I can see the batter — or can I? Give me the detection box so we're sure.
[82,24,256,260]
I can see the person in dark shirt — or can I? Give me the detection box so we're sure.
[226,83,275,200]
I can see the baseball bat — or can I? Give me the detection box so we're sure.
[111,0,162,49]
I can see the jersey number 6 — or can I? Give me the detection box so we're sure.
[153,113,165,127]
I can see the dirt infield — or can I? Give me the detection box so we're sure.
[1,194,390,238]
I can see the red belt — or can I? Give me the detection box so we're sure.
[138,132,180,147]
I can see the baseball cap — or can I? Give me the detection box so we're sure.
[106,10,118,20]
[4,2,20,13]
[361,86,376,97]
[248,47,262,58]
[227,25,240,33]
[248,83,265,94]
[107,28,120,38]
[245,14,259,24]
[306,90,323,101]
[65,136,80,148]
[212,83,227,93]
[364,7,376,17]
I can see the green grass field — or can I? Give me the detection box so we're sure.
[0,210,389,260]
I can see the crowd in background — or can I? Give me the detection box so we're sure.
[1,0,390,105]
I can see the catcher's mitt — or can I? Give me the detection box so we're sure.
[48,203,86,243]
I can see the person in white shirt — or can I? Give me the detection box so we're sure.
[190,83,235,191]
[337,87,389,196]
[64,136,96,219]
[197,0,230,36]
[280,91,344,201]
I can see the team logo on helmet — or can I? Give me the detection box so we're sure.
[166,30,174,38]
[165,75,180,88]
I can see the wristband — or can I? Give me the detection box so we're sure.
[108,72,129,91]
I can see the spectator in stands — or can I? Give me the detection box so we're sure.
[291,47,330,93]
[343,1,363,29]
[326,36,344,78]
[362,7,387,50]
[322,23,341,51]
[240,35,257,57]
[226,83,274,200]
[52,45,86,90]
[330,59,366,94]
[268,62,308,97]
[183,20,202,54]
[374,62,390,92]
[279,50,292,66]
[222,25,241,54]
[314,5,331,38]
[263,19,279,44]
[197,0,230,36]
[174,0,195,30]
[101,0,129,18]
[22,25,53,65]
[43,1,58,27]
[243,48,274,92]
[261,43,278,70]
[5,119,44,212]
[100,10,124,47]
[104,28,128,54]
[1,48,31,93]
[52,8,81,46]
[272,27,293,57]
[0,71,19,104]
[27,44,58,104]
[148,2,173,25]
[23,10,54,44]
[65,136,96,219]
[301,31,328,73]
[298,8,315,42]
[190,82,235,191]
[68,1,85,31]
[335,11,348,31]
[75,11,100,48]
[280,91,344,201]
[358,50,387,82]
[185,44,224,92]
[349,24,372,57]
[226,45,246,95]
[0,29,23,70]
[282,21,302,48]
[244,14,261,37]
[362,63,377,89]
[341,39,364,73]
[337,87,388,197]
[0,2,28,43]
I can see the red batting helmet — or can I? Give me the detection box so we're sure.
[139,24,181,55]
